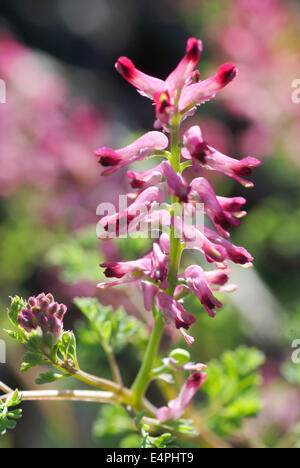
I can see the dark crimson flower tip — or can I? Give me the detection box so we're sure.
[100,263,125,279]
[217,63,238,86]
[94,147,121,167]
[186,38,202,61]
[115,56,135,79]
[130,179,145,189]
[189,372,202,383]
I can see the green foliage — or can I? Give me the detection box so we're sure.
[21,352,50,372]
[36,372,66,385]
[0,390,22,437]
[293,423,300,449]
[134,411,178,448]
[93,405,139,448]
[46,226,104,284]
[202,346,265,437]
[58,331,77,363]
[74,297,147,354]
[7,296,27,327]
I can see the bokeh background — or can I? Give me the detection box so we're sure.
[0,0,300,448]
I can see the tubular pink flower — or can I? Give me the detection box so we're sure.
[204,268,232,286]
[154,91,176,126]
[127,163,164,190]
[165,38,203,96]
[164,357,207,372]
[161,161,190,202]
[115,56,165,99]
[179,63,237,110]
[97,277,140,290]
[100,187,165,236]
[183,125,261,187]
[184,265,223,318]
[100,258,151,279]
[150,243,170,284]
[172,216,227,263]
[190,177,240,237]
[141,281,158,312]
[18,293,67,344]
[217,196,247,219]
[94,131,169,176]
[157,372,207,422]
[205,227,254,267]
[159,232,170,255]
[156,292,195,343]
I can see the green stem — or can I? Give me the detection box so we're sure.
[0,380,12,394]
[131,310,164,406]
[105,347,123,386]
[130,121,182,406]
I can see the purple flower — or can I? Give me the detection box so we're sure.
[183,125,261,187]
[127,163,164,190]
[116,38,234,129]
[156,292,196,344]
[190,177,240,237]
[100,186,165,237]
[205,227,254,267]
[149,242,170,285]
[161,161,191,202]
[157,372,207,422]
[94,131,168,176]
[179,63,238,111]
[172,216,227,263]
[184,265,223,318]
[18,293,67,343]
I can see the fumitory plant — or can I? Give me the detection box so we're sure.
[1,38,263,448]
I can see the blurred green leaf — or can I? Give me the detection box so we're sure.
[36,372,66,385]
[47,226,103,284]
[74,297,147,353]
[21,352,49,373]
[203,346,265,437]
[7,296,27,327]
[0,390,22,437]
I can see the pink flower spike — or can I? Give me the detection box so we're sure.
[115,56,164,99]
[157,372,207,422]
[165,38,203,96]
[127,163,164,190]
[179,63,238,111]
[94,131,169,176]
[161,161,190,202]
[156,291,195,335]
[184,265,223,317]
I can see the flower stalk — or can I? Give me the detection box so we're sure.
[131,119,182,405]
